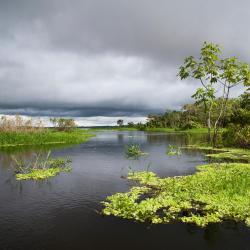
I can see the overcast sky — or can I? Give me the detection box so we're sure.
[0,0,249,125]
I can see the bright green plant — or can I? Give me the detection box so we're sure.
[12,151,72,180]
[125,144,147,159]
[102,163,250,227]
[167,144,182,156]
[178,41,250,147]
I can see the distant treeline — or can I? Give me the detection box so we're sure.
[128,92,249,148]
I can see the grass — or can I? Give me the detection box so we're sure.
[144,127,208,134]
[125,144,148,159]
[13,152,72,180]
[0,129,94,147]
[102,163,250,227]
[182,145,250,163]
[166,144,182,156]
[87,127,139,132]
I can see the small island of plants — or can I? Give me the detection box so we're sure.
[0,115,94,147]
[102,163,250,227]
[13,151,72,181]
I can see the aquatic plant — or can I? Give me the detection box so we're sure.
[166,145,182,156]
[183,145,250,163]
[12,151,72,180]
[125,144,147,159]
[102,163,250,227]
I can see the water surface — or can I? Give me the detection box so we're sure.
[0,131,249,250]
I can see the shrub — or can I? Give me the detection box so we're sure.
[125,144,147,159]
[50,118,76,131]
[223,124,250,149]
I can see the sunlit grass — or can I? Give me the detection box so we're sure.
[0,129,94,147]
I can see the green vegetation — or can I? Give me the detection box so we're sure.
[0,130,94,147]
[87,126,139,132]
[126,43,250,149]
[50,117,76,131]
[183,145,250,163]
[167,145,182,156]
[125,144,147,159]
[102,163,250,227]
[178,42,250,146]
[13,151,72,180]
[0,115,94,147]
[144,127,208,134]
[16,167,71,181]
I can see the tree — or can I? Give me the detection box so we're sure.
[50,118,76,131]
[117,119,124,127]
[191,85,216,142]
[178,41,250,147]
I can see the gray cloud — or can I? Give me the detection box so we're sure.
[0,0,249,120]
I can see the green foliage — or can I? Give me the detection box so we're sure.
[167,145,182,156]
[144,127,208,134]
[125,144,147,159]
[102,163,250,227]
[223,125,250,149]
[0,130,94,147]
[50,118,76,131]
[14,152,72,180]
[178,42,250,87]
[178,41,250,147]
[16,167,71,180]
[183,145,250,163]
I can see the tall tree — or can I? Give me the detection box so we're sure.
[178,42,250,146]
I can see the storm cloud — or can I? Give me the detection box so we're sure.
[0,0,249,123]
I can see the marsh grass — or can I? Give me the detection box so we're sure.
[13,151,72,180]
[125,144,148,159]
[102,163,250,227]
[0,129,94,147]
[166,145,182,156]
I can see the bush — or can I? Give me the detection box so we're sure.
[181,121,202,130]
[223,124,250,149]
[50,118,76,131]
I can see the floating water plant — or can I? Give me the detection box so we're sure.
[167,144,182,156]
[182,145,250,163]
[102,163,250,227]
[12,151,72,180]
[125,144,147,159]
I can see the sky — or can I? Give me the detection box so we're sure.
[0,0,249,126]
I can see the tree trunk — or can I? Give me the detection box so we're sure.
[212,86,230,147]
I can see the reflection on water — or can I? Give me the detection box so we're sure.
[0,131,249,250]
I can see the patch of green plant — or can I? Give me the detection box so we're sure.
[183,145,250,163]
[13,151,72,180]
[102,163,250,227]
[16,167,71,180]
[144,127,208,134]
[0,129,94,147]
[125,144,148,159]
[167,144,182,156]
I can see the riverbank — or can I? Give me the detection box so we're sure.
[88,127,209,133]
[0,129,94,147]
[144,127,208,133]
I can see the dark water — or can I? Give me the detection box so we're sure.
[0,131,249,250]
